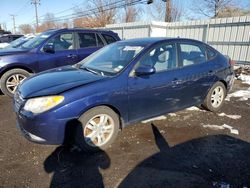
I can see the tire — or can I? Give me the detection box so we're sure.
[0,69,30,97]
[75,106,120,152]
[202,81,226,112]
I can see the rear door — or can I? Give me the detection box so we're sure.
[76,32,104,62]
[38,32,79,71]
[176,42,218,106]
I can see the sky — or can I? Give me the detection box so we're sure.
[0,0,249,33]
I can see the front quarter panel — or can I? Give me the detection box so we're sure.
[58,74,128,125]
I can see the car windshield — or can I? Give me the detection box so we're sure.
[21,31,55,49]
[80,43,144,76]
[4,36,28,49]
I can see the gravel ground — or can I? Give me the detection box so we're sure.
[0,79,250,188]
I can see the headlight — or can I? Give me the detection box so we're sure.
[24,96,64,114]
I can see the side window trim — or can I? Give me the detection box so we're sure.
[98,33,108,45]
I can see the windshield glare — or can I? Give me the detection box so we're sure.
[21,31,55,49]
[80,43,144,75]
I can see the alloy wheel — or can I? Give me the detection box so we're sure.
[83,114,115,147]
[6,74,27,94]
[211,86,224,108]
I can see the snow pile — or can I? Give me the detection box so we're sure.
[218,113,241,120]
[202,124,239,135]
[238,74,250,85]
[142,115,166,123]
[225,88,250,101]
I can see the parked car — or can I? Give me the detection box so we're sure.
[1,34,36,49]
[0,28,120,97]
[0,34,23,49]
[14,37,235,152]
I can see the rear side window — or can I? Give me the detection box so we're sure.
[78,33,97,48]
[102,34,116,44]
[206,47,217,60]
[179,43,206,66]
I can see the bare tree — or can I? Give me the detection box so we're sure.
[148,0,182,22]
[217,6,250,17]
[19,24,34,34]
[36,13,58,32]
[192,0,234,18]
[74,0,117,28]
[123,0,140,23]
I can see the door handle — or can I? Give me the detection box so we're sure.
[172,78,182,84]
[208,70,214,76]
[67,54,77,58]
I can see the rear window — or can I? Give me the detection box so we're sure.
[102,34,116,44]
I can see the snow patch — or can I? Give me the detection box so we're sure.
[225,89,250,101]
[238,74,250,85]
[168,113,177,117]
[202,124,239,135]
[142,116,167,123]
[218,113,241,120]
[185,106,202,111]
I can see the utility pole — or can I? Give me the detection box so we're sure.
[10,14,17,33]
[165,0,171,22]
[31,0,40,29]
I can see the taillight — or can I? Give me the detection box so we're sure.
[229,59,236,67]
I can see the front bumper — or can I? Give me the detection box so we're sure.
[15,110,70,145]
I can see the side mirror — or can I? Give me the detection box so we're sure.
[43,44,55,54]
[134,66,156,76]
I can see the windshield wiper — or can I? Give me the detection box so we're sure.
[81,66,101,75]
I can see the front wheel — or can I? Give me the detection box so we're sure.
[0,69,30,97]
[75,106,120,152]
[202,81,226,112]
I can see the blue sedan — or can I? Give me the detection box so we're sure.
[14,38,235,151]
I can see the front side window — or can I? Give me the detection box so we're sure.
[137,43,177,72]
[179,43,206,66]
[45,33,73,51]
[80,43,144,75]
[78,33,97,48]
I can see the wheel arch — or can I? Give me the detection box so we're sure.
[82,104,124,129]
[0,65,34,79]
[219,79,228,90]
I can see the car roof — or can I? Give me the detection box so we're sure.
[44,28,116,34]
[116,37,205,46]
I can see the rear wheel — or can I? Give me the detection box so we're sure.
[202,81,226,112]
[0,69,30,97]
[75,106,120,152]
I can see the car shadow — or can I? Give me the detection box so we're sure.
[118,124,250,188]
[44,145,110,188]
[44,119,111,188]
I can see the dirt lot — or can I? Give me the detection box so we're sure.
[0,79,250,188]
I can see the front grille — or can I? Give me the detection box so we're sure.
[14,91,25,111]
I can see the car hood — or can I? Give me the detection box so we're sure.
[19,66,106,98]
[0,47,29,56]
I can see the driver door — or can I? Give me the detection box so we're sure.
[128,43,185,122]
[38,32,79,71]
